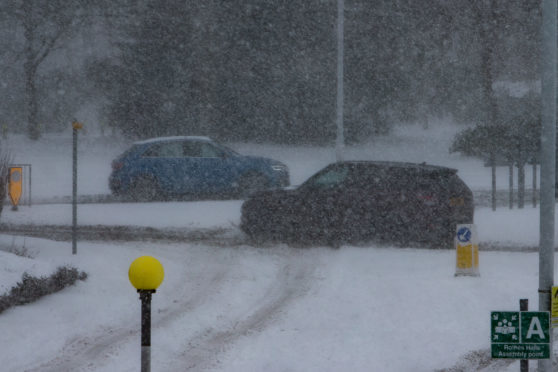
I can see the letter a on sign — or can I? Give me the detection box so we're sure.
[526,317,545,340]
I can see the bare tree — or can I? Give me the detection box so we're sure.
[1,1,89,139]
[0,150,13,218]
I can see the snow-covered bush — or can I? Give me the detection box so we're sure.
[0,266,87,314]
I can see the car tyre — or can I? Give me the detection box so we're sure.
[243,224,271,245]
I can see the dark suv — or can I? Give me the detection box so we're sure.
[240,161,474,247]
[109,136,289,200]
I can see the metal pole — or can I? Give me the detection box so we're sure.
[139,290,154,372]
[72,126,77,255]
[509,164,514,209]
[335,0,344,161]
[491,154,496,211]
[28,164,31,207]
[533,163,537,208]
[539,0,556,371]
[520,298,528,372]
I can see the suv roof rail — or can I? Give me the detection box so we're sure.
[337,160,458,173]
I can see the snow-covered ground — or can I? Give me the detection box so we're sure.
[0,121,555,371]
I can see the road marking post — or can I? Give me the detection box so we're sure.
[8,164,31,207]
[455,224,479,277]
[8,166,22,210]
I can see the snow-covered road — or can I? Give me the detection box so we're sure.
[0,199,554,251]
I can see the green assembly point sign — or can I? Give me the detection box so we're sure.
[491,311,550,359]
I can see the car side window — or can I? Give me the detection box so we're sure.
[182,142,203,157]
[199,143,223,158]
[143,142,183,158]
[141,144,159,157]
[310,167,348,188]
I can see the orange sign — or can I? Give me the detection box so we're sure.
[9,167,22,207]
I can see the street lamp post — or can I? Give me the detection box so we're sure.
[538,0,556,371]
[335,0,345,161]
[129,256,165,372]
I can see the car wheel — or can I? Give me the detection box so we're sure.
[238,173,269,197]
[242,222,271,245]
[340,210,375,245]
[129,176,160,202]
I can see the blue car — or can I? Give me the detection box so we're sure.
[109,136,289,200]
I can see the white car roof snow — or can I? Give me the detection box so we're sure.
[134,136,212,145]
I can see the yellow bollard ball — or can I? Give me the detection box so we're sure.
[128,256,165,290]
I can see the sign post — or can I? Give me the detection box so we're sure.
[72,120,83,255]
[520,299,529,372]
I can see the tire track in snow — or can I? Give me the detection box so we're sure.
[434,349,514,372]
[23,250,236,372]
[22,246,319,372]
[436,341,558,372]
[168,249,318,371]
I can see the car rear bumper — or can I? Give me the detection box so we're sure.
[109,175,123,195]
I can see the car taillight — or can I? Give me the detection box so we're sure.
[417,194,437,206]
[449,197,465,206]
[112,160,124,171]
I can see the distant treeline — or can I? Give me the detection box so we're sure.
[0,0,540,143]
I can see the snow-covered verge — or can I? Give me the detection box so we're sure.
[0,236,552,372]
[0,121,555,371]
